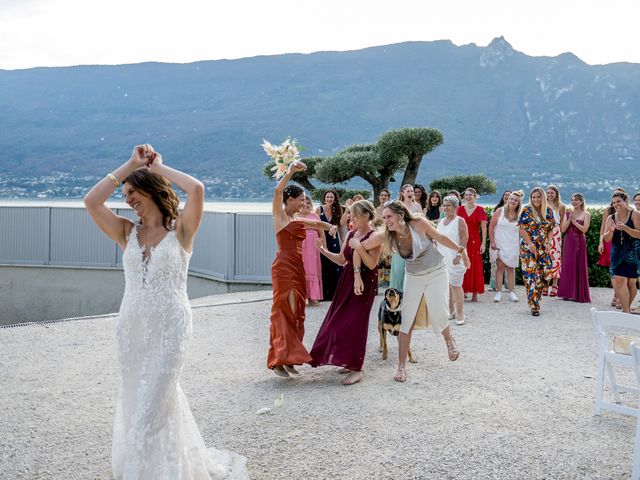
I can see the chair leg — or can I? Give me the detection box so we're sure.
[606,362,623,404]
[595,356,606,415]
[633,416,640,480]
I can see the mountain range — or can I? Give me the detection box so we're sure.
[0,37,638,200]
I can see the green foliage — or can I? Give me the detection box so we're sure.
[311,188,370,203]
[430,174,497,196]
[481,206,612,288]
[378,128,444,186]
[314,145,378,184]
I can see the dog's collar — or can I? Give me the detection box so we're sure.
[386,304,402,313]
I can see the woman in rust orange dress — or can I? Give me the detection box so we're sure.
[268,161,337,377]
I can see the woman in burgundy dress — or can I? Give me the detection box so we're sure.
[310,200,382,386]
[557,193,591,303]
[268,162,337,377]
[457,187,487,301]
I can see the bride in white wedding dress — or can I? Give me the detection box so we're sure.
[84,144,249,479]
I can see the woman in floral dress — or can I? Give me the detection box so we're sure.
[518,187,556,316]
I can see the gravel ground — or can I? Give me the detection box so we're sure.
[0,287,637,479]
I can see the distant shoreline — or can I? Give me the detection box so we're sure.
[0,198,613,212]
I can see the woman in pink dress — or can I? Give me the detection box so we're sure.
[298,196,323,306]
[557,193,591,303]
[457,187,487,301]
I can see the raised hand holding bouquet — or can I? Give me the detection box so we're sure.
[262,138,302,179]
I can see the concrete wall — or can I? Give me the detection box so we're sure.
[0,266,269,325]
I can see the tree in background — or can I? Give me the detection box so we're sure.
[262,127,443,205]
[430,174,497,196]
[378,127,444,187]
[314,144,407,206]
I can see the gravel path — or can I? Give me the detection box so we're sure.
[0,287,636,479]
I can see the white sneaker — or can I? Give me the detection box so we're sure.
[493,292,502,302]
[508,291,518,302]
[456,317,466,326]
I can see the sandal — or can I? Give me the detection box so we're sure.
[283,365,300,375]
[531,309,540,316]
[446,338,459,361]
[394,365,407,383]
[549,286,558,297]
[273,366,290,377]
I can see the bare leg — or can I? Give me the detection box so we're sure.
[506,266,515,292]
[451,285,465,321]
[448,286,454,317]
[496,259,505,293]
[441,325,459,361]
[629,278,638,308]
[398,329,413,367]
[613,276,631,312]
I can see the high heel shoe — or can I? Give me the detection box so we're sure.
[446,338,459,361]
[394,365,407,383]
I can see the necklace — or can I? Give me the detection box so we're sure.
[397,226,410,239]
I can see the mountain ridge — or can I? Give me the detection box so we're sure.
[0,37,638,199]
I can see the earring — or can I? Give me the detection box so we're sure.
[399,219,405,226]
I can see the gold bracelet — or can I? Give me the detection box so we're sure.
[353,267,361,273]
[106,173,120,187]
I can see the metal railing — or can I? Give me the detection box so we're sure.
[0,205,276,283]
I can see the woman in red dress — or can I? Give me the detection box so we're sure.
[457,187,487,301]
[268,162,337,377]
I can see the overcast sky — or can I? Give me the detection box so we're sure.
[1,0,639,70]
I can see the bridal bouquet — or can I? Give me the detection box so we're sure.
[262,138,301,179]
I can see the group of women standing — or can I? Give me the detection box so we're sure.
[268,165,470,384]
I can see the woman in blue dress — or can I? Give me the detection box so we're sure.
[603,190,640,313]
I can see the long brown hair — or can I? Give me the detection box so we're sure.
[124,169,179,230]
[382,200,418,256]
[323,189,344,226]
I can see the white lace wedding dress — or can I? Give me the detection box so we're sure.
[112,223,249,479]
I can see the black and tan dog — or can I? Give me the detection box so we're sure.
[378,288,416,363]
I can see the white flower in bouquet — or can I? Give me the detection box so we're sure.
[262,138,301,179]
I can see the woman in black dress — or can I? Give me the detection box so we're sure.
[315,189,348,300]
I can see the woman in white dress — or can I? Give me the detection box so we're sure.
[84,144,249,479]
[360,201,470,382]
[436,195,469,325]
[489,191,523,303]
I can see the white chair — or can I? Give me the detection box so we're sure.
[627,342,640,479]
[591,307,640,417]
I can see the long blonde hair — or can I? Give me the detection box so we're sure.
[381,200,418,256]
[546,185,564,211]
[528,187,548,221]
[504,190,524,221]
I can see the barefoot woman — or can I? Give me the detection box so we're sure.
[269,162,337,377]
